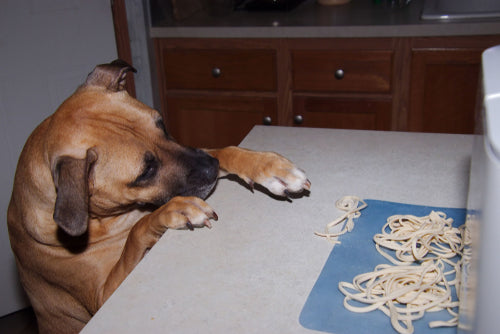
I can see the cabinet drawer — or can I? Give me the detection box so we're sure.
[293,96,391,130]
[165,96,277,148]
[162,49,277,91]
[292,50,392,93]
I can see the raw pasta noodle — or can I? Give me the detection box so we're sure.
[338,209,464,334]
[339,260,459,334]
[314,195,367,244]
[339,260,458,334]
[373,211,465,265]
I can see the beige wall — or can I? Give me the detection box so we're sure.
[0,0,117,316]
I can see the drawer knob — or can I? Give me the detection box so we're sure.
[263,116,272,125]
[293,115,304,125]
[212,67,222,78]
[334,69,344,80]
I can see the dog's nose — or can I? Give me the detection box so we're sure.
[186,148,219,184]
[198,153,219,182]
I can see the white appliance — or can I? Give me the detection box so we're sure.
[421,0,500,21]
[460,45,500,333]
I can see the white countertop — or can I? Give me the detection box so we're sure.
[82,126,473,333]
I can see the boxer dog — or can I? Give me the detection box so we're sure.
[7,60,310,333]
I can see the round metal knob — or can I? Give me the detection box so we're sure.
[334,69,344,80]
[212,67,221,78]
[293,115,304,125]
[263,116,272,125]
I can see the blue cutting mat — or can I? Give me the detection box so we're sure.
[299,199,466,334]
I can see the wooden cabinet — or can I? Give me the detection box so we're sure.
[289,39,395,131]
[293,96,392,130]
[166,96,276,148]
[408,36,500,134]
[162,49,276,91]
[291,50,393,93]
[155,38,279,148]
[154,35,500,146]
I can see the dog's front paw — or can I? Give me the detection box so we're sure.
[152,196,218,232]
[243,151,311,198]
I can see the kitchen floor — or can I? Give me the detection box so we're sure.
[0,307,38,334]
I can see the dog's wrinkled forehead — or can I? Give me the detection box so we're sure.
[55,91,166,152]
[48,60,172,161]
[94,96,165,138]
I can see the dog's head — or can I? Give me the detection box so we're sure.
[49,60,219,237]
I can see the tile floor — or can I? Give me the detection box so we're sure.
[0,307,38,334]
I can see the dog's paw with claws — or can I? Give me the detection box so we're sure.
[152,196,218,232]
[238,151,311,198]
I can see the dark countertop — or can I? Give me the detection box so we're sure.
[150,0,500,38]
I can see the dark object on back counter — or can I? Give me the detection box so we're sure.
[236,0,307,11]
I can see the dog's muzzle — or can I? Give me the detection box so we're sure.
[179,148,219,199]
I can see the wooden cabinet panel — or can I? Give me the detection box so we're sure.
[165,96,277,148]
[408,36,500,134]
[409,50,482,134]
[292,50,393,93]
[154,36,500,138]
[162,49,277,91]
[155,39,280,148]
[293,96,392,130]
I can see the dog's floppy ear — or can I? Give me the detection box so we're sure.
[85,59,136,92]
[52,148,98,237]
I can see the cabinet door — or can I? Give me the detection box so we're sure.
[293,96,392,130]
[165,96,277,148]
[409,49,482,134]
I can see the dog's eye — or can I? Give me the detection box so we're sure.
[130,152,159,187]
[155,118,170,138]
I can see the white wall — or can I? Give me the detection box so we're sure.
[125,0,158,110]
[0,0,117,316]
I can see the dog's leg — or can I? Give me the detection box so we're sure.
[205,146,310,197]
[99,196,216,306]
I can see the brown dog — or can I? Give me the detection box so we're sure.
[7,60,310,333]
